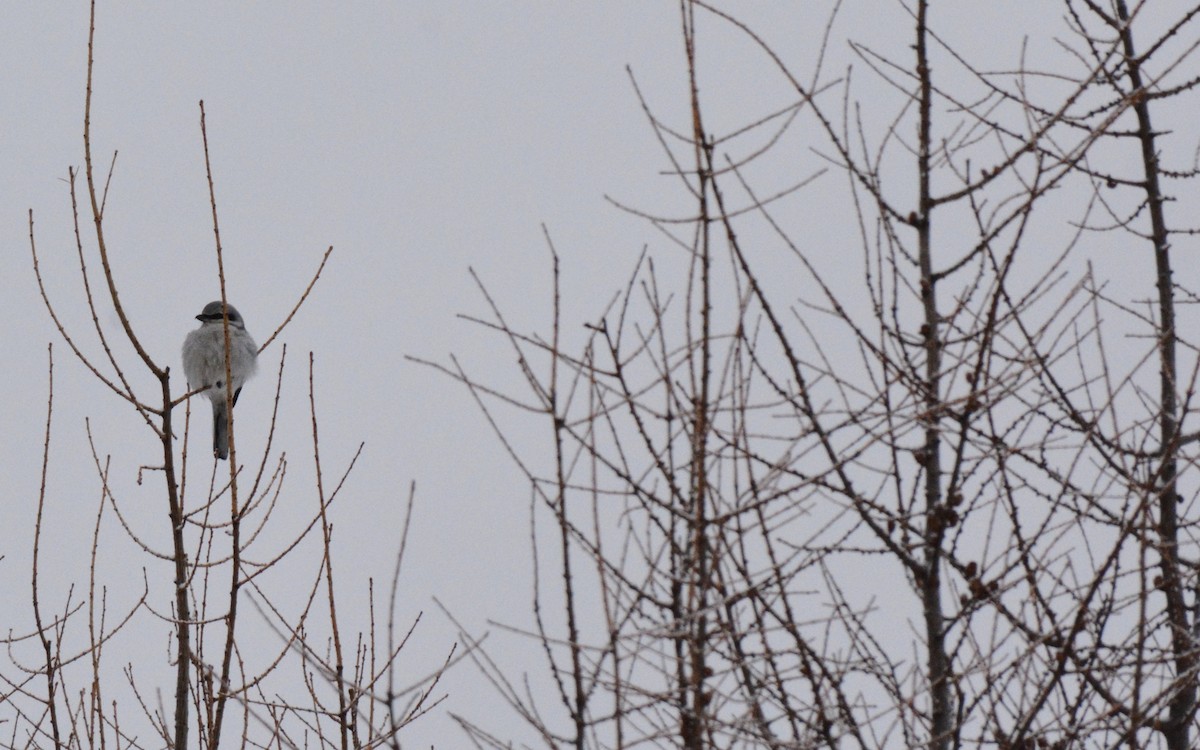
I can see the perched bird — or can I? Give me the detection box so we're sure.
[182,301,259,459]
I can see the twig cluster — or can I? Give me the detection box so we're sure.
[427,2,1200,748]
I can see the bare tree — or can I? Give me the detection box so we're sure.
[6,3,451,748]
[428,1,1200,748]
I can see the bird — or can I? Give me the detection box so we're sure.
[182,301,259,459]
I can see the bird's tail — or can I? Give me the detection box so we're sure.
[212,399,229,460]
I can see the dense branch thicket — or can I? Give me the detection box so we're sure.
[438,2,1200,748]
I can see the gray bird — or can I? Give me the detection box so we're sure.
[182,301,259,459]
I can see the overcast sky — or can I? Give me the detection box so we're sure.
[3,3,1182,747]
[0,4,718,745]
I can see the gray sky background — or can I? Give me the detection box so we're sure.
[2,3,1182,747]
[0,4,716,744]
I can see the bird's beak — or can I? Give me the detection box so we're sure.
[195,314,205,321]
